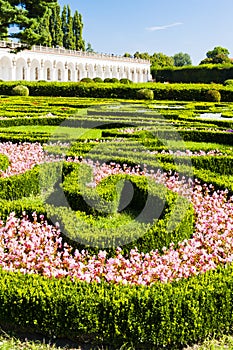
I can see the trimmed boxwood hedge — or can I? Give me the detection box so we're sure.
[151,64,233,84]
[1,98,233,349]
[58,163,194,254]
[0,162,61,200]
[1,81,233,101]
[1,264,233,349]
[0,154,9,171]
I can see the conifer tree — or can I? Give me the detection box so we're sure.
[49,5,56,46]
[0,0,56,50]
[73,10,85,51]
[36,6,52,46]
[66,5,75,49]
[54,4,63,47]
[49,4,63,47]
[61,5,68,48]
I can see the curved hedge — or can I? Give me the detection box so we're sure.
[0,99,233,348]
[0,154,9,171]
[1,264,233,349]
[58,163,194,254]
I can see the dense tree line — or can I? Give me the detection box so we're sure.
[124,51,192,69]
[125,46,233,68]
[0,0,85,51]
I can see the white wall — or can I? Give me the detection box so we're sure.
[0,42,150,83]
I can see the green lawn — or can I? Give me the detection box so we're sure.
[0,126,102,140]
[1,334,233,350]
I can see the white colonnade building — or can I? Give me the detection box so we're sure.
[0,41,150,83]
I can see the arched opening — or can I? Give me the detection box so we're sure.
[47,68,51,80]
[68,69,71,81]
[22,67,26,80]
[35,67,39,80]
[58,69,62,81]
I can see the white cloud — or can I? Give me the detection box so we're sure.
[146,22,183,31]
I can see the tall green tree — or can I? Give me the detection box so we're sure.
[35,6,52,46]
[0,0,57,49]
[86,42,94,52]
[73,10,85,51]
[150,52,174,68]
[173,52,192,66]
[199,46,232,65]
[124,51,174,68]
[134,52,151,60]
[49,4,63,47]
[123,53,132,58]
[207,46,230,59]
[66,5,75,49]
[61,5,67,48]
[54,4,63,47]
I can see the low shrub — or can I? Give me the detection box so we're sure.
[2,81,233,101]
[205,90,221,102]
[103,78,119,83]
[110,78,119,83]
[137,89,154,100]
[80,78,93,83]
[104,78,112,83]
[58,164,194,254]
[93,77,103,83]
[1,264,233,348]
[12,85,29,96]
[119,78,132,84]
[0,162,61,201]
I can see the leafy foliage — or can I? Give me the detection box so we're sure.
[0,0,56,48]
[200,46,232,65]
[173,52,192,66]
[205,89,221,102]
[136,88,154,100]
[12,85,29,96]
[0,1,85,51]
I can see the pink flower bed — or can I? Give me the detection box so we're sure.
[149,149,226,156]
[0,142,232,285]
[0,142,61,177]
[0,173,233,285]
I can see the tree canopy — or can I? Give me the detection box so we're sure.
[0,0,56,48]
[0,0,86,52]
[124,51,174,68]
[173,52,192,66]
[199,46,232,65]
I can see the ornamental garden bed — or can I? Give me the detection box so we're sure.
[0,97,233,349]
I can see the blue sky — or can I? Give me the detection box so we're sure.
[58,0,233,65]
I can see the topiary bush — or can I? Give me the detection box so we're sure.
[80,78,93,83]
[137,88,154,100]
[93,77,103,83]
[12,85,29,96]
[110,78,119,83]
[205,89,221,102]
[120,78,133,84]
[104,78,112,83]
